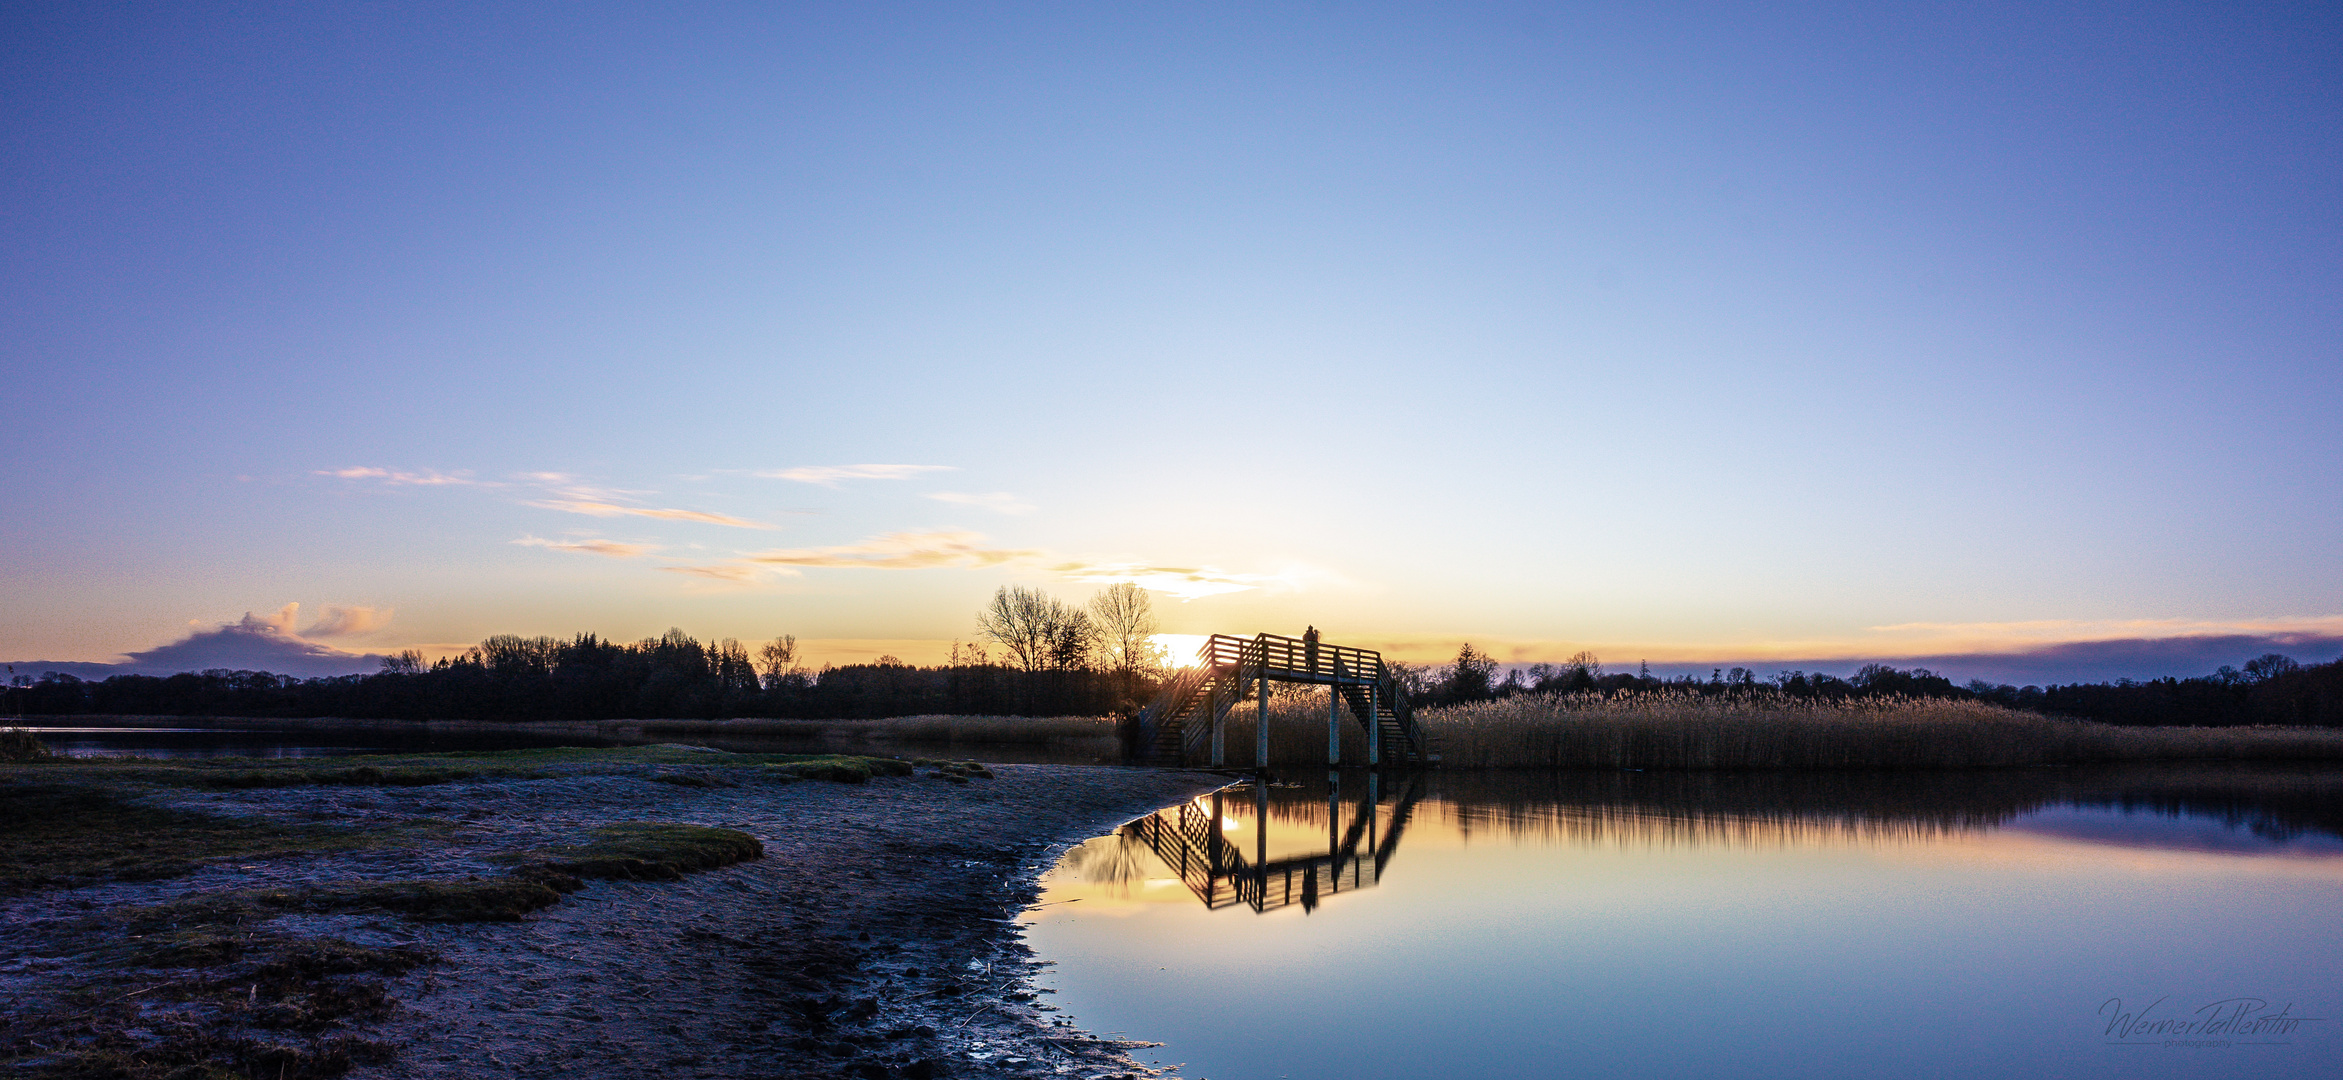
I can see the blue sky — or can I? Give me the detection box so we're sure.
[4,2,2339,682]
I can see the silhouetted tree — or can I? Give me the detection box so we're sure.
[976,586,1060,675]
[757,635,802,689]
[1441,644,1499,704]
[2244,654,2302,683]
[1086,583,1163,708]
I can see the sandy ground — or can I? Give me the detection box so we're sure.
[1,757,1230,1079]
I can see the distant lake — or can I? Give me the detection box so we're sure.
[6,720,1113,764]
[1024,767,2343,1079]
[8,724,630,759]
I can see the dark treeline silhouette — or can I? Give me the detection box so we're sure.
[2,585,1171,723]
[1403,646,2343,728]
[1,632,1136,721]
[7,605,2338,727]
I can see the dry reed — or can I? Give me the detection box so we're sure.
[1418,691,2343,770]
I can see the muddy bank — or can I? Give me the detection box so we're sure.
[38,715,1125,766]
[1,749,1228,1078]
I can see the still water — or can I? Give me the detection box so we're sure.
[8,723,1109,764]
[1024,768,2343,1079]
[9,725,632,759]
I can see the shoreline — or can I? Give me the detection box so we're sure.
[1,749,1232,1079]
[12,714,1125,767]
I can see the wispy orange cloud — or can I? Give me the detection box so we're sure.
[926,491,1033,515]
[525,499,775,530]
[511,536,657,558]
[745,530,1038,571]
[1052,560,1292,601]
[301,605,394,637]
[661,564,758,582]
[758,464,953,486]
[317,466,487,487]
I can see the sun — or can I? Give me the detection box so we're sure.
[1149,633,1214,668]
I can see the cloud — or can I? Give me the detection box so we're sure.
[1863,616,2343,648]
[1596,629,2343,687]
[1,605,393,678]
[1051,560,1292,601]
[926,492,1034,515]
[317,467,485,486]
[512,536,656,558]
[745,530,1039,571]
[243,603,302,636]
[301,605,393,638]
[524,499,775,529]
[1886,634,2343,685]
[758,464,954,486]
[661,564,758,582]
[319,465,780,530]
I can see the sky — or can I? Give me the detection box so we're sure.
[4,2,2339,685]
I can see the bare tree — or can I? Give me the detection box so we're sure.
[757,635,799,688]
[1087,583,1161,690]
[976,585,1059,674]
[1565,651,1603,681]
[715,638,760,693]
[1048,610,1099,673]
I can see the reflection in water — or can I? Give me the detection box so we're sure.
[1072,764,2343,919]
[1119,772,1429,912]
[1031,764,2343,1080]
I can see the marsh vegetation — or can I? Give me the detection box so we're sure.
[0,745,905,1078]
[1219,688,2343,769]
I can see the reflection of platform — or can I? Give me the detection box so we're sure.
[1125,773,1427,913]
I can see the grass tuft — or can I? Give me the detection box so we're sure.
[280,877,572,923]
[913,759,995,783]
[1,727,52,761]
[761,756,916,784]
[0,784,369,895]
[548,822,765,880]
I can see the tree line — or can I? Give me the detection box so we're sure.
[6,599,2338,727]
[1404,644,2343,727]
[1,585,1169,722]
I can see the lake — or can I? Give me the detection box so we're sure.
[6,721,1111,764]
[1023,766,2343,1079]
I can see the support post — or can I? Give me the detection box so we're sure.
[1368,681,1381,768]
[1254,778,1269,911]
[1327,770,1340,857]
[1257,668,1270,769]
[1211,683,1225,766]
[1328,687,1341,767]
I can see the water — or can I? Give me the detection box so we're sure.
[6,722,1111,763]
[9,725,634,759]
[1024,767,2343,1079]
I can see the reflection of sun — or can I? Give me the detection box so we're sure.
[1151,633,1213,667]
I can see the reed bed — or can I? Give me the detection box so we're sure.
[1215,691,1382,767]
[1419,691,2343,770]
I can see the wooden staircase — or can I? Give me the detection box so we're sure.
[1130,632,1437,767]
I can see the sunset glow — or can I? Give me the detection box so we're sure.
[3,4,2337,686]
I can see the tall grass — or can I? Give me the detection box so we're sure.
[1420,691,2343,770]
[1,728,52,761]
[1215,691,1382,767]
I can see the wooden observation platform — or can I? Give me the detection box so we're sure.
[1130,631,1437,768]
